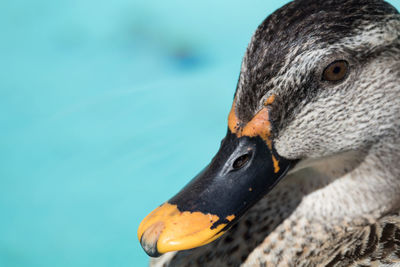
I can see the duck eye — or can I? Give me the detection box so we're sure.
[232,153,250,170]
[322,60,349,82]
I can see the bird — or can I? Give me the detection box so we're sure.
[138,0,400,266]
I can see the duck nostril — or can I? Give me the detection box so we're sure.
[232,154,251,170]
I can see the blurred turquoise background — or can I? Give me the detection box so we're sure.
[1,1,399,266]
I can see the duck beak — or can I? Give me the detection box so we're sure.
[138,127,292,257]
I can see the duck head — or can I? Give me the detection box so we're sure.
[138,0,400,257]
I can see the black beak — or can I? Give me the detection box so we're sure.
[138,129,293,257]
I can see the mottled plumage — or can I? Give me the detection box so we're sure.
[150,0,400,266]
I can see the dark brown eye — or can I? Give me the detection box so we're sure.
[322,60,349,82]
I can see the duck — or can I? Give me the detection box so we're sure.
[138,0,400,266]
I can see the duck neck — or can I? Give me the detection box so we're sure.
[291,135,400,225]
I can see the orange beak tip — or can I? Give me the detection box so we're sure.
[138,203,231,256]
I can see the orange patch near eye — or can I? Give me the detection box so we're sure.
[272,155,280,173]
[228,95,275,149]
[264,95,275,106]
[241,108,272,149]
[228,95,280,172]
[228,98,242,134]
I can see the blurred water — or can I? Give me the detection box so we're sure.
[0,1,399,266]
